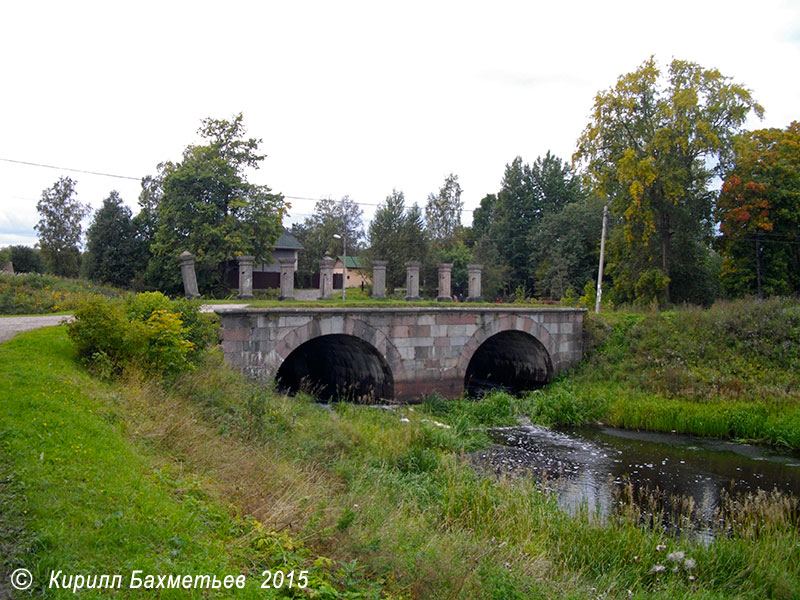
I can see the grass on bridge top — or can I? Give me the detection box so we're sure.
[202,287,578,309]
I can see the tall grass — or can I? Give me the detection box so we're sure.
[519,297,800,448]
[5,312,800,597]
[0,272,125,314]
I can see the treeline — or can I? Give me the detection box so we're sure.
[14,114,287,296]
[12,57,799,306]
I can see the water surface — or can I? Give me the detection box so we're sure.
[474,425,800,533]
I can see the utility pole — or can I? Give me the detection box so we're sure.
[341,197,347,301]
[595,204,608,313]
[342,229,347,301]
[334,198,347,301]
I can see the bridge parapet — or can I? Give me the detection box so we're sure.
[217,306,585,401]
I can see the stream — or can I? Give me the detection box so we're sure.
[473,424,800,537]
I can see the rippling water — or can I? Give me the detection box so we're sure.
[473,425,800,535]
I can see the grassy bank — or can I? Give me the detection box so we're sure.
[2,325,799,598]
[497,297,800,448]
[0,273,126,315]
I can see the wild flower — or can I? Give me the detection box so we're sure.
[667,551,685,562]
[651,565,666,574]
[683,558,696,571]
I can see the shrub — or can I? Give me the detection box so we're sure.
[67,292,218,377]
[0,273,125,314]
[67,296,129,372]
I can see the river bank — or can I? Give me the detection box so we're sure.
[525,297,800,448]
[2,319,799,598]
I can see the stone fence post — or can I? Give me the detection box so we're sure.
[319,255,335,299]
[466,264,483,302]
[437,263,453,301]
[238,255,254,299]
[404,261,421,301]
[371,260,388,299]
[179,251,200,299]
[278,257,295,300]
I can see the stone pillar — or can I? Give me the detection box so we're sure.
[437,263,453,301]
[319,255,335,299]
[466,264,483,302]
[371,260,388,299]
[178,251,200,299]
[278,257,295,300]
[237,255,255,299]
[404,261,421,301]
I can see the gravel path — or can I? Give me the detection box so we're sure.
[0,304,246,344]
[0,302,258,345]
[0,315,74,343]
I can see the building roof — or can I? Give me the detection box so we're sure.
[336,256,366,269]
[275,229,304,250]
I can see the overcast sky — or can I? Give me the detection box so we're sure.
[2,0,799,247]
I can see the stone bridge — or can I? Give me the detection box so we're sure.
[218,307,585,402]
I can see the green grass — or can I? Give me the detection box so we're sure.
[3,324,799,598]
[0,328,404,598]
[0,273,126,315]
[502,297,800,448]
[202,285,580,308]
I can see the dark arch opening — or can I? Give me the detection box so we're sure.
[276,334,394,402]
[465,330,553,396]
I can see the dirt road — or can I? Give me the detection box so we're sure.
[0,315,73,343]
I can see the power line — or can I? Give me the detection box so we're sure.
[0,157,141,181]
[1,156,476,212]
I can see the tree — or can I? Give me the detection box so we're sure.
[366,190,429,290]
[147,114,287,294]
[488,153,584,293]
[716,122,800,297]
[132,171,165,289]
[465,193,496,247]
[292,196,364,284]
[529,199,605,300]
[84,191,143,287]
[6,246,47,273]
[471,234,509,300]
[35,176,90,277]
[575,57,762,304]
[425,173,463,249]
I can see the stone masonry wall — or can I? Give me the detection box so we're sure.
[218,307,585,401]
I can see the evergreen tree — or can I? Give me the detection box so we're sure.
[84,191,142,287]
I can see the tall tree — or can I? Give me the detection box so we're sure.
[84,191,143,287]
[465,193,496,247]
[529,199,605,299]
[147,114,287,294]
[425,173,463,249]
[716,122,800,297]
[574,57,762,304]
[7,246,47,274]
[366,190,429,290]
[292,196,364,281]
[35,176,90,277]
[489,153,583,293]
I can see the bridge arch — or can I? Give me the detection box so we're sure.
[457,316,557,396]
[272,317,406,402]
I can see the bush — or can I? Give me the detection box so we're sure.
[67,292,218,377]
[0,273,125,314]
